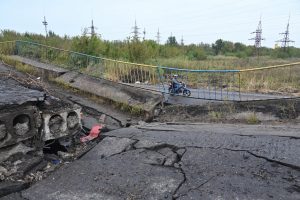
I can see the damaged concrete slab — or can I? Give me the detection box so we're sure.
[56,71,163,114]
[0,63,89,198]
[0,77,44,149]
[106,124,300,168]
[6,124,299,200]
[20,141,183,200]
[39,97,82,141]
[0,79,45,106]
[80,137,136,159]
[176,147,299,200]
[9,55,68,78]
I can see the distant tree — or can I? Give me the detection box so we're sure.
[212,39,224,55]
[48,30,57,37]
[166,36,178,46]
[185,44,207,60]
[222,41,234,53]
[128,39,146,62]
[234,42,246,52]
[71,35,104,56]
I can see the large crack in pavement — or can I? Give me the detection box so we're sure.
[171,148,187,200]
[175,147,299,199]
[101,126,300,199]
[171,145,300,199]
[106,135,300,199]
[183,145,300,171]
[4,125,300,200]
[104,126,300,169]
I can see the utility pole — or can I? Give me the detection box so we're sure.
[131,20,140,41]
[143,28,146,41]
[42,16,48,37]
[249,17,264,57]
[276,16,294,51]
[156,28,161,44]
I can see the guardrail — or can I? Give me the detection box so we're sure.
[0,40,299,101]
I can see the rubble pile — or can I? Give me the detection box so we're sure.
[0,75,86,197]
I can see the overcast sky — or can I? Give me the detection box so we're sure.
[1,0,299,47]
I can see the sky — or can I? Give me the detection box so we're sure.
[0,0,299,47]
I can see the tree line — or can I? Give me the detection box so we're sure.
[1,29,300,64]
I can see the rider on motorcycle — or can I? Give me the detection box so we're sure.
[171,75,182,92]
[168,74,191,96]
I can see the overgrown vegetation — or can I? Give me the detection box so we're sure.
[0,54,38,76]
[1,29,300,66]
[1,29,300,94]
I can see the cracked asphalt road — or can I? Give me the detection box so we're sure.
[3,123,300,200]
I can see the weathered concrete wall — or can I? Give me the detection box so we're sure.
[56,71,163,114]
[8,55,68,79]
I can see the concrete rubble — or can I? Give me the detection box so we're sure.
[0,65,87,198]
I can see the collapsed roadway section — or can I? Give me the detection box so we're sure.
[0,69,83,197]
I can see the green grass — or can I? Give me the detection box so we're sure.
[0,54,38,76]
[147,56,300,70]
[246,112,260,124]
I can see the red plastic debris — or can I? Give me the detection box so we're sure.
[80,125,103,143]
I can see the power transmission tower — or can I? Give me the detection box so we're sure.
[90,20,96,37]
[87,19,100,37]
[42,16,48,37]
[249,17,264,57]
[181,35,184,46]
[156,28,161,44]
[276,16,294,51]
[143,28,146,41]
[131,20,140,41]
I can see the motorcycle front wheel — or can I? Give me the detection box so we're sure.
[183,90,191,97]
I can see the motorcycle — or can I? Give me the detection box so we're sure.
[168,81,191,96]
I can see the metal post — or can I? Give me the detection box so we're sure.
[238,72,241,101]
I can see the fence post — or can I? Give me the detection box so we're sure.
[157,66,165,94]
[15,40,20,55]
[238,72,241,101]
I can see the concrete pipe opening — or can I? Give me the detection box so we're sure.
[13,114,30,136]
[67,111,79,129]
[0,121,7,141]
[49,115,64,134]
